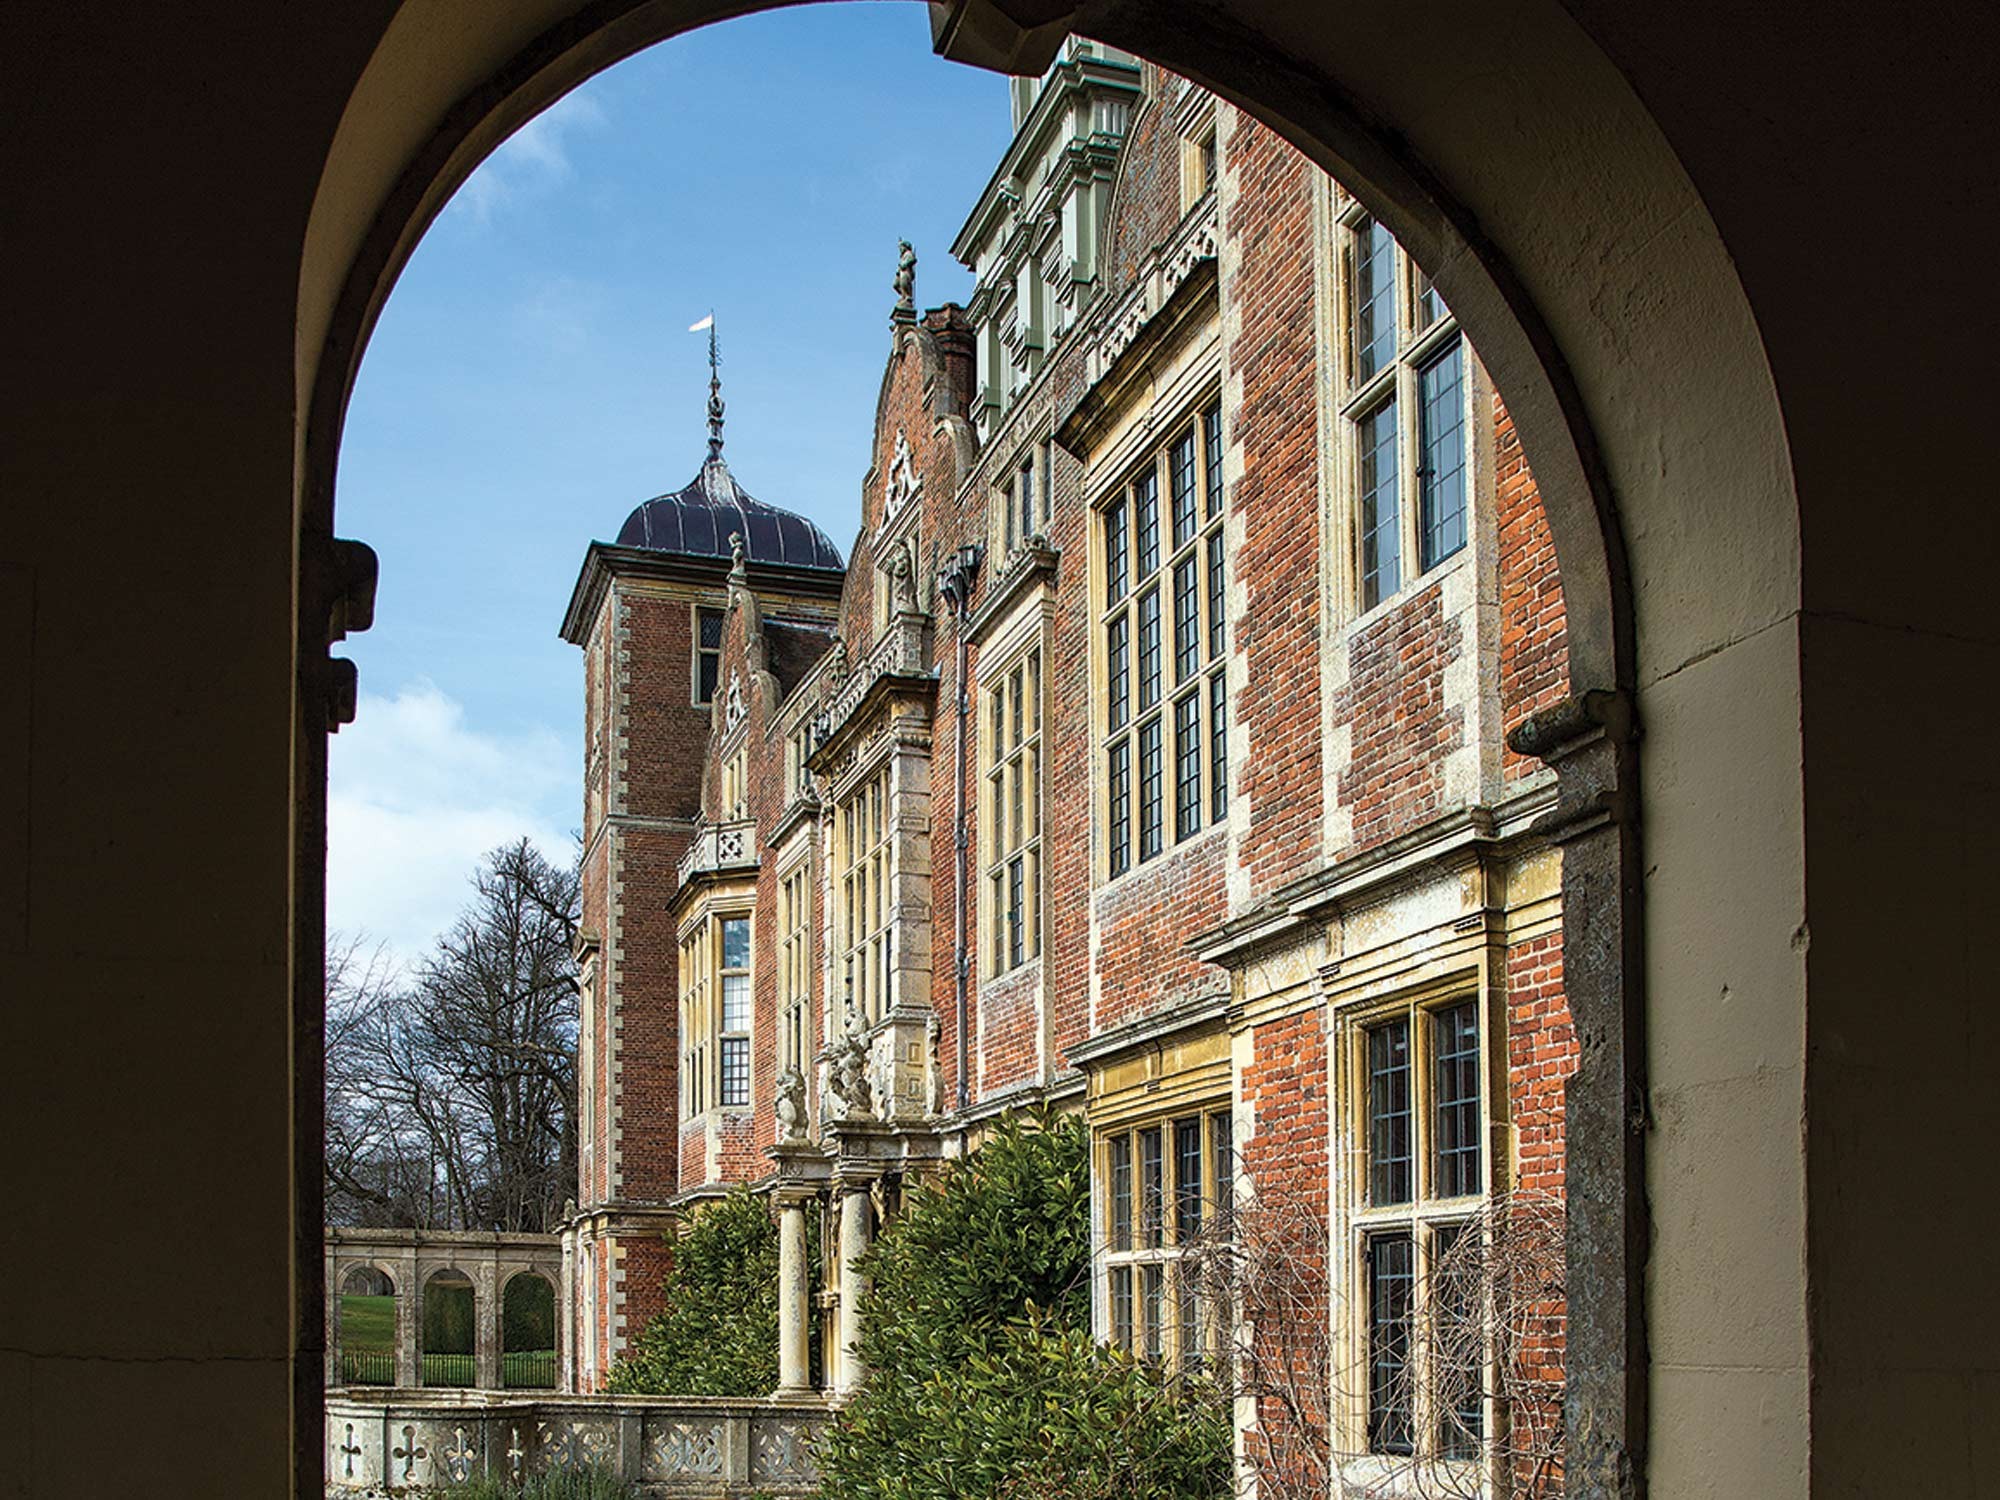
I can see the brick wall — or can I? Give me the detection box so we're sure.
[1335,582,1466,852]
[1240,1007,1331,1488]
[1507,930,1573,1201]
[1222,104,1325,898]
[1495,396,1569,780]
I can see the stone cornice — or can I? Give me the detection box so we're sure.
[1063,994,1229,1071]
[559,541,843,645]
[1188,783,1560,967]
[966,538,1059,643]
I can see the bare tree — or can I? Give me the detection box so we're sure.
[323,839,580,1232]
[1181,1185,1566,1500]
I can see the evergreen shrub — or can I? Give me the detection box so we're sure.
[607,1184,809,1397]
[820,1112,1231,1500]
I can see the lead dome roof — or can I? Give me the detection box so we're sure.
[614,456,843,571]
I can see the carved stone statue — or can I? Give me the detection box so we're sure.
[893,240,917,314]
[824,636,849,691]
[889,540,920,616]
[775,1068,808,1143]
[828,1033,875,1121]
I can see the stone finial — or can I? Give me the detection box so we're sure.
[728,529,747,577]
[892,239,917,321]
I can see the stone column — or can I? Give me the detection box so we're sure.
[775,1194,813,1394]
[835,1182,873,1393]
[395,1249,420,1388]
[475,1261,501,1390]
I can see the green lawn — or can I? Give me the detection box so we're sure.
[339,1293,395,1351]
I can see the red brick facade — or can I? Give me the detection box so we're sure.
[559,48,1574,1470]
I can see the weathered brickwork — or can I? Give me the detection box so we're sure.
[1336,583,1467,852]
[1242,1007,1331,1487]
[1222,110,1325,899]
[1507,929,1574,1200]
[1090,839,1230,1031]
[1495,397,1570,780]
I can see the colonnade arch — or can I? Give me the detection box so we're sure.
[323,1230,565,1392]
[296,3,1807,1497]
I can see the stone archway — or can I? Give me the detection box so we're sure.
[295,4,1806,1496]
[331,1264,398,1388]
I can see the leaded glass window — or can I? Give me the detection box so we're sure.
[1099,399,1229,879]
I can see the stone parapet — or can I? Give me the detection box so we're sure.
[325,1390,831,1496]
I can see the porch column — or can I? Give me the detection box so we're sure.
[775,1192,814,1394]
[835,1182,874,1393]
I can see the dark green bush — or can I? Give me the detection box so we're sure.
[607,1184,811,1397]
[820,1111,1231,1500]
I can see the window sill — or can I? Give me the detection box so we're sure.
[1096,819,1226,897]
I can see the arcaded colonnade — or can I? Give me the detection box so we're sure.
[324,1229,565,1391]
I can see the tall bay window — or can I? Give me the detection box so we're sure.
[839,767,892,1027]
[1100,399,1228,879]
[680,912,754,1115]
[1340,211,1470,612]
[678,928,707,1118]
[985,649,1043,974]
[1350,994,1488,1462]
[718,916,751,1107]
[1101,1108,1233,1368]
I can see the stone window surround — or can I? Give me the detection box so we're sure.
[1084,367,1228,889]
[777,850,815,1081]
[1315,181,1495,630]
[1326,963,1503,1484]
[676,894,757,1123]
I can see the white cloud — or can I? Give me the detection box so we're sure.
[328,681,573,975]
[448,89,609,225]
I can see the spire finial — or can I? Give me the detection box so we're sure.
[705,316,724,463]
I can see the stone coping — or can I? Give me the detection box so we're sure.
[328,1390,833,1496]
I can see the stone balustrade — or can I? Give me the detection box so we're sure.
[326,1390,831,1496]
[675,817,759,887]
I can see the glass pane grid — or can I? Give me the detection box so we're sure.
[1418,342,1468,570]
[1368,1019,1413,1205]
[1433,1001,1481,1198]
[1359,399,1401,608]
[1170,432,1198,548]
[1174,693,1201,842]
[1368,1233,1415,1455]
[1138,717,1164,862]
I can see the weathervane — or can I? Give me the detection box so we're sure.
[690,312,724,461]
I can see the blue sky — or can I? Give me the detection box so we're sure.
[329,4,1011,968]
